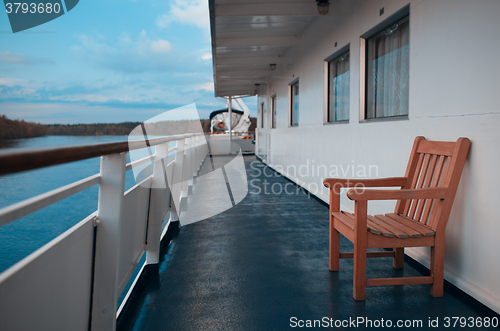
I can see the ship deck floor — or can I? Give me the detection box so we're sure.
[118,155,497,331]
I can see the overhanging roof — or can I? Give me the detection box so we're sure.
[209,0,322,97]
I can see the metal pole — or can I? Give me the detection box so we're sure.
[228,96,232,154]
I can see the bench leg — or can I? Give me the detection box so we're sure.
[430,242,445,297]
[393,248,404,269]
[353,201,367,300]
[329,218,340,271]
[353,243,367,300]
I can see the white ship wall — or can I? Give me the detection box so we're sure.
[256,0,500,313]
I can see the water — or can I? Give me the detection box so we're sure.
[0,136,140,273]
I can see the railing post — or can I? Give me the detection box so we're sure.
[197,135,202,173]
[195,135,203,176]
[169,137,185,222]
[193,136,199,178]
[228,96,232,154]
[145,142,169,272]
[204,134,210,165]
[91,153,126,331]
[183,136,193,199]
[192,136,198,179]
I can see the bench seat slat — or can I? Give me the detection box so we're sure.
[344,212,391,237]
[332,212,435,238]
[374,214,422,238]
[386,213,435,236]
[368,215,408,238]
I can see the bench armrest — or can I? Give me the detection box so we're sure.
[323,177,407,189]
[346,187,448,201]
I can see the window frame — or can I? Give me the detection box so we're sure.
[324,45,350,124]
[289,79,299,127]
[360,5,410,122]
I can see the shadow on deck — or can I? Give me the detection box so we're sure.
[118,155,498,330]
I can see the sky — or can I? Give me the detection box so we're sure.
[0,0,257,124]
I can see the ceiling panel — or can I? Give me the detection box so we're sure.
[211,0,320,97]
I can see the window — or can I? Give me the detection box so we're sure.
[365,15,409,119]
[260,102,264,128]
[290,80,299,126]
[271,95,276,128]
[328,50,350,122]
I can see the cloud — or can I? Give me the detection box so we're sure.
[0,102,179,124]
[0,80,111,104]
[150,39,172,53]
[0,75,219,114]
[0,51,30,64]
[0,83,39,100]
[156,0,209,30]
[0,78,25,86]
[201,53,212,61]
[49,93,111,103]
[197,82,214,91]
[71,31,213,76]
[71,30,183,73]
[76,30,170,58]
[78,35,113,56]
[0,51,53,65]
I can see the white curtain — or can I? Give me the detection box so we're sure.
[329,52,350,121]
[292,84,299,125]
[366,17,410,118]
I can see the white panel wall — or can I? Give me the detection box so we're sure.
[117,183,151,292]
[259,0,500,313]
[0,216,94,331]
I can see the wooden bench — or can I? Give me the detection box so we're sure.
[323,137,470,300]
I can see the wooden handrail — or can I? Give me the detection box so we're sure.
[0,133,201,176]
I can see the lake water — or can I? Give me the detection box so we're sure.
[0,136,140,273]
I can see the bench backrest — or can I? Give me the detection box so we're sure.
[395,137,471,232]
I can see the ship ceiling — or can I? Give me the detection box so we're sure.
[210,0,326,97]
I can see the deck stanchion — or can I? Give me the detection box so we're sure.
[186,136,194,192]
[193,136,198,177]
[145,142,170,273]
[181,137,192,208]
[198,136,202,171]
[228,96,232,154]
[199,136,204,173]
[192,135,198,179]
[199,135,206,173]
[91,153,126,331]
[169,137,185,223]
[195,135,202,176]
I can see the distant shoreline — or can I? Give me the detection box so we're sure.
[0,115,256,141]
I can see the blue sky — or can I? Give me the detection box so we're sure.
[0,0,256,123]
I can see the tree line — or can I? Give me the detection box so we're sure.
[0,115,47,140]
[0,115,257,141]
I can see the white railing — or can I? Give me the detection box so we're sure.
[0,133,208,331]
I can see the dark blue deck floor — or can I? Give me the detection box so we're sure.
[118,155,498,331]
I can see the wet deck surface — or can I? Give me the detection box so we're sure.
[118,155,497,331]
